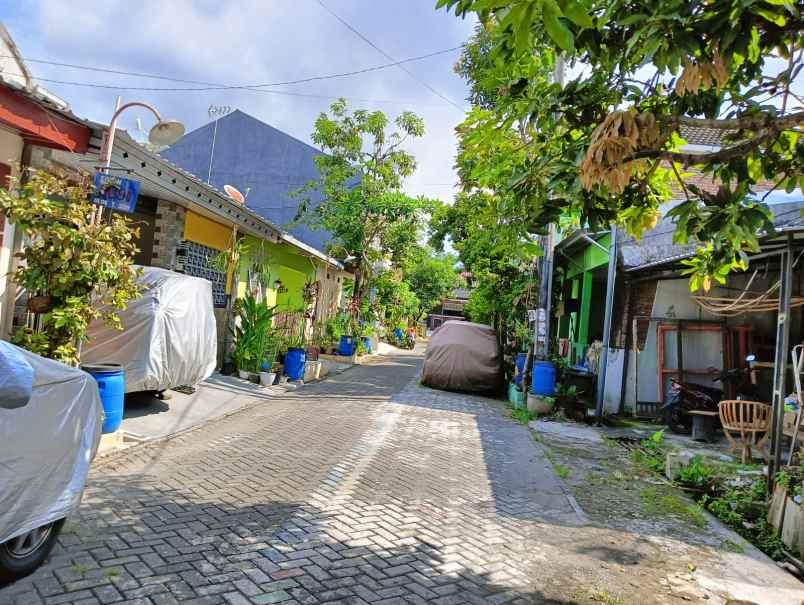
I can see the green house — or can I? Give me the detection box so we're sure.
[553,231,612,364]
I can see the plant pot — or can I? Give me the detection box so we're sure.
[237,369,250,379]
[527,392,554,415]
[339,335,355,356]
[284,347,306,381]
[259,371,277,386]
[27,294,52,314]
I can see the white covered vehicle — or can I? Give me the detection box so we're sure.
[82,266,218,394]
[0,341,102,582]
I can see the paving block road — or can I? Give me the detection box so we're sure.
[5,348,796,604]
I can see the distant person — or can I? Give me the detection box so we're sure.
[407,326,416,348]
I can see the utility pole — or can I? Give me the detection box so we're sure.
[595,226,618,422]
[534,55,565,360]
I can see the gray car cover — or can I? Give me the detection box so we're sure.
[421,321,503,393]
[0,341,102,545]
[82,266,217,393]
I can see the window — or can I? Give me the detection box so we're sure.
[175,240,227,307]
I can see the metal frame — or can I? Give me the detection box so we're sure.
[656,322,729,402]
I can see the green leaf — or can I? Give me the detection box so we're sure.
[541,0,575,52]
[748,27,761,63]
[753,6,786,26]
[560,0,593,28]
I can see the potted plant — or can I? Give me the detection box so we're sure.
[232,294,276,380]
[282,312,307,381]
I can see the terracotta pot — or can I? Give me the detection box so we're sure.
[27,295,52,314]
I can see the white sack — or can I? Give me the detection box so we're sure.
[82,266,217,393]
[0,341,102,544]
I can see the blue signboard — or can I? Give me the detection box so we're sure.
[92,172,140,214]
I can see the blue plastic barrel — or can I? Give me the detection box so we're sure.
[82,363,125,434]
[361,336,373,354]
[339,335,355,356]
[531,361,556,396]
[284,347,306,380]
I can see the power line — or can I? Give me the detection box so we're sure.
[9,46,462,93]
[313,0,465,112]
[31,77,456,108]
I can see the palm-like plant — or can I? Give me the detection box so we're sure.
[232,294,277,373]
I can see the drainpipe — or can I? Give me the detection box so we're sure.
[595,225,618,423]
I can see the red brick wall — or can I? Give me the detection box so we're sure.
[622,279,658,351]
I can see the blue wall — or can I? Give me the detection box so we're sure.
[162,110,333,251]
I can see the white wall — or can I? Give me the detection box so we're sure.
[0,127,23,338]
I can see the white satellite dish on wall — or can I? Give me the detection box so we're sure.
[224,184,245,204]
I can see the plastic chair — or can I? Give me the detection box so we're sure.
[718,400,771,463]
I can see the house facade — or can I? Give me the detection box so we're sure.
[161,110,334,252]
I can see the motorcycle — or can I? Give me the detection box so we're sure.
[660,356,757,434]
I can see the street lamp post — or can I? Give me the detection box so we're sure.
[94,100,185,224]
[101,100,185,168]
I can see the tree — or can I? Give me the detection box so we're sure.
[296,99,434,317]
[403,248,463,318]
[438,0,803,287]
[0,170,142,365]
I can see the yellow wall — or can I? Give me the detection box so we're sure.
[184,211,233,251]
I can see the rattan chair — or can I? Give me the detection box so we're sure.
[718,400,771,463]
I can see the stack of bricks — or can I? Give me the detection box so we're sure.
[151,200,186,270]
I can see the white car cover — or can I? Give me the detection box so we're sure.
[82,266,217,393]
[0,341,102,545]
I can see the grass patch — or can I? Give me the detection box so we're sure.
[589,589,625,604]
[639,487,707,528]
[554,463,571,479]
[511,407,534,425]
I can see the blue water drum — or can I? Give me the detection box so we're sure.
[82,363,125,434]
[393,328,404,341]
[361,336,373,354]
[284,347,306,380]
[513,352,528,386]
[339,335,355,356]
[531,361,557,396]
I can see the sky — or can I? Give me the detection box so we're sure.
[0,0,477,204]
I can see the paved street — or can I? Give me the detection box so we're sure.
[2,348,592,605]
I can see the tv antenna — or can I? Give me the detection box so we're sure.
[207,105,234,184]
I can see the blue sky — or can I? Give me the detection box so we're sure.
[1,1,476,202]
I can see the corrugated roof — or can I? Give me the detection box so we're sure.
[679,124,731,147]
[622,197,804,272]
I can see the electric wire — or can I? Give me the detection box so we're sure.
[7,46,462,94]
[312,0,464,111]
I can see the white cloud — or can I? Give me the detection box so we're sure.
[5,0,475,203]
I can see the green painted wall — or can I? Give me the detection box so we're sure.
[564,233,611,280]
[237,235,316,311]
[555,232,612,364]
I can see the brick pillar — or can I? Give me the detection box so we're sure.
[151,200,186,270]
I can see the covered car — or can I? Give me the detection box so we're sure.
[0,341,102,582]
[82,266,217,393]
[421,321,503,393]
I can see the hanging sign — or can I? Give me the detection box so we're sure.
[91,172,140,213]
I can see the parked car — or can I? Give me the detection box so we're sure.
[0,342,102,583]
[82,266,218,397]
[421,321,503,393]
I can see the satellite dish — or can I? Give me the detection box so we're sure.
[148,119,185,146]
[224,185,245,204]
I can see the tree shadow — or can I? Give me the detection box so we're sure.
[1,475,587,603]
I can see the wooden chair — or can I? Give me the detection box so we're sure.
[718,400,772,464]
